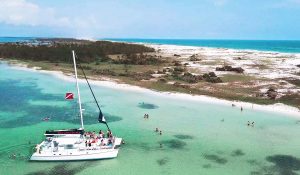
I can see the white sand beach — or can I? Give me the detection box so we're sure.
[7,61,300,118]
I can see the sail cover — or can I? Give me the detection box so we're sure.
[98,110,106,124]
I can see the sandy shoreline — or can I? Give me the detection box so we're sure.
[6,61,300,118]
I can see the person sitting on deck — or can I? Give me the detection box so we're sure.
[99,130,104,138]
[107,139,113,147]
[100,139,105,146]
[85,132,92,138]
[99,130,103,135]
[92,131,96,138]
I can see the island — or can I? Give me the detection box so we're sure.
[0,38,299,109]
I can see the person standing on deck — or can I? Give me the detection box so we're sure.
[107,129,113,138]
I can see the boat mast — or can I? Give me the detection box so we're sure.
[72,50,84,129]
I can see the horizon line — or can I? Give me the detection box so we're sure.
[1,36,300,41]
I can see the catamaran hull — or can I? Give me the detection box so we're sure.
[30,149,119,161]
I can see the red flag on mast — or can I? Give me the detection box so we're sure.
[65,93,74,100]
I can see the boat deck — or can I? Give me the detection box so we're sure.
[31,134,122,161]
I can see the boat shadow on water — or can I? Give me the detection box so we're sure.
[25,163,94,175]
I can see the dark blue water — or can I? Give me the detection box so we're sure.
[105,39,300,53]
[0,37,36,43]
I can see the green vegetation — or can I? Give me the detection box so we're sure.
[0,40,155,63]
[112,53,164,65]
[278,94,300,106]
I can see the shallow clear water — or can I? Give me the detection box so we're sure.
[1,62,300,175]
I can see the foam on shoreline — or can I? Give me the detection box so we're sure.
[7,62,300,119]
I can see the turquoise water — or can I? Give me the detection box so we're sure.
[0,37,36,43]
[1,61,300,175]
[105,38,300,53]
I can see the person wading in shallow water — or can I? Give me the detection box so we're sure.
[247,121,255,127]
[144,114,149,119]
[155,128,159,132]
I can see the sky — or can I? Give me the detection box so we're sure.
[0,0,300,40]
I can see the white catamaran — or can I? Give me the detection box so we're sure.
[30,51,122,161]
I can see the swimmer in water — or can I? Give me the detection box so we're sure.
[42,117,50,121]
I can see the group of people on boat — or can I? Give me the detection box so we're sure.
[84,129,112,138]
[84,129,114,148]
